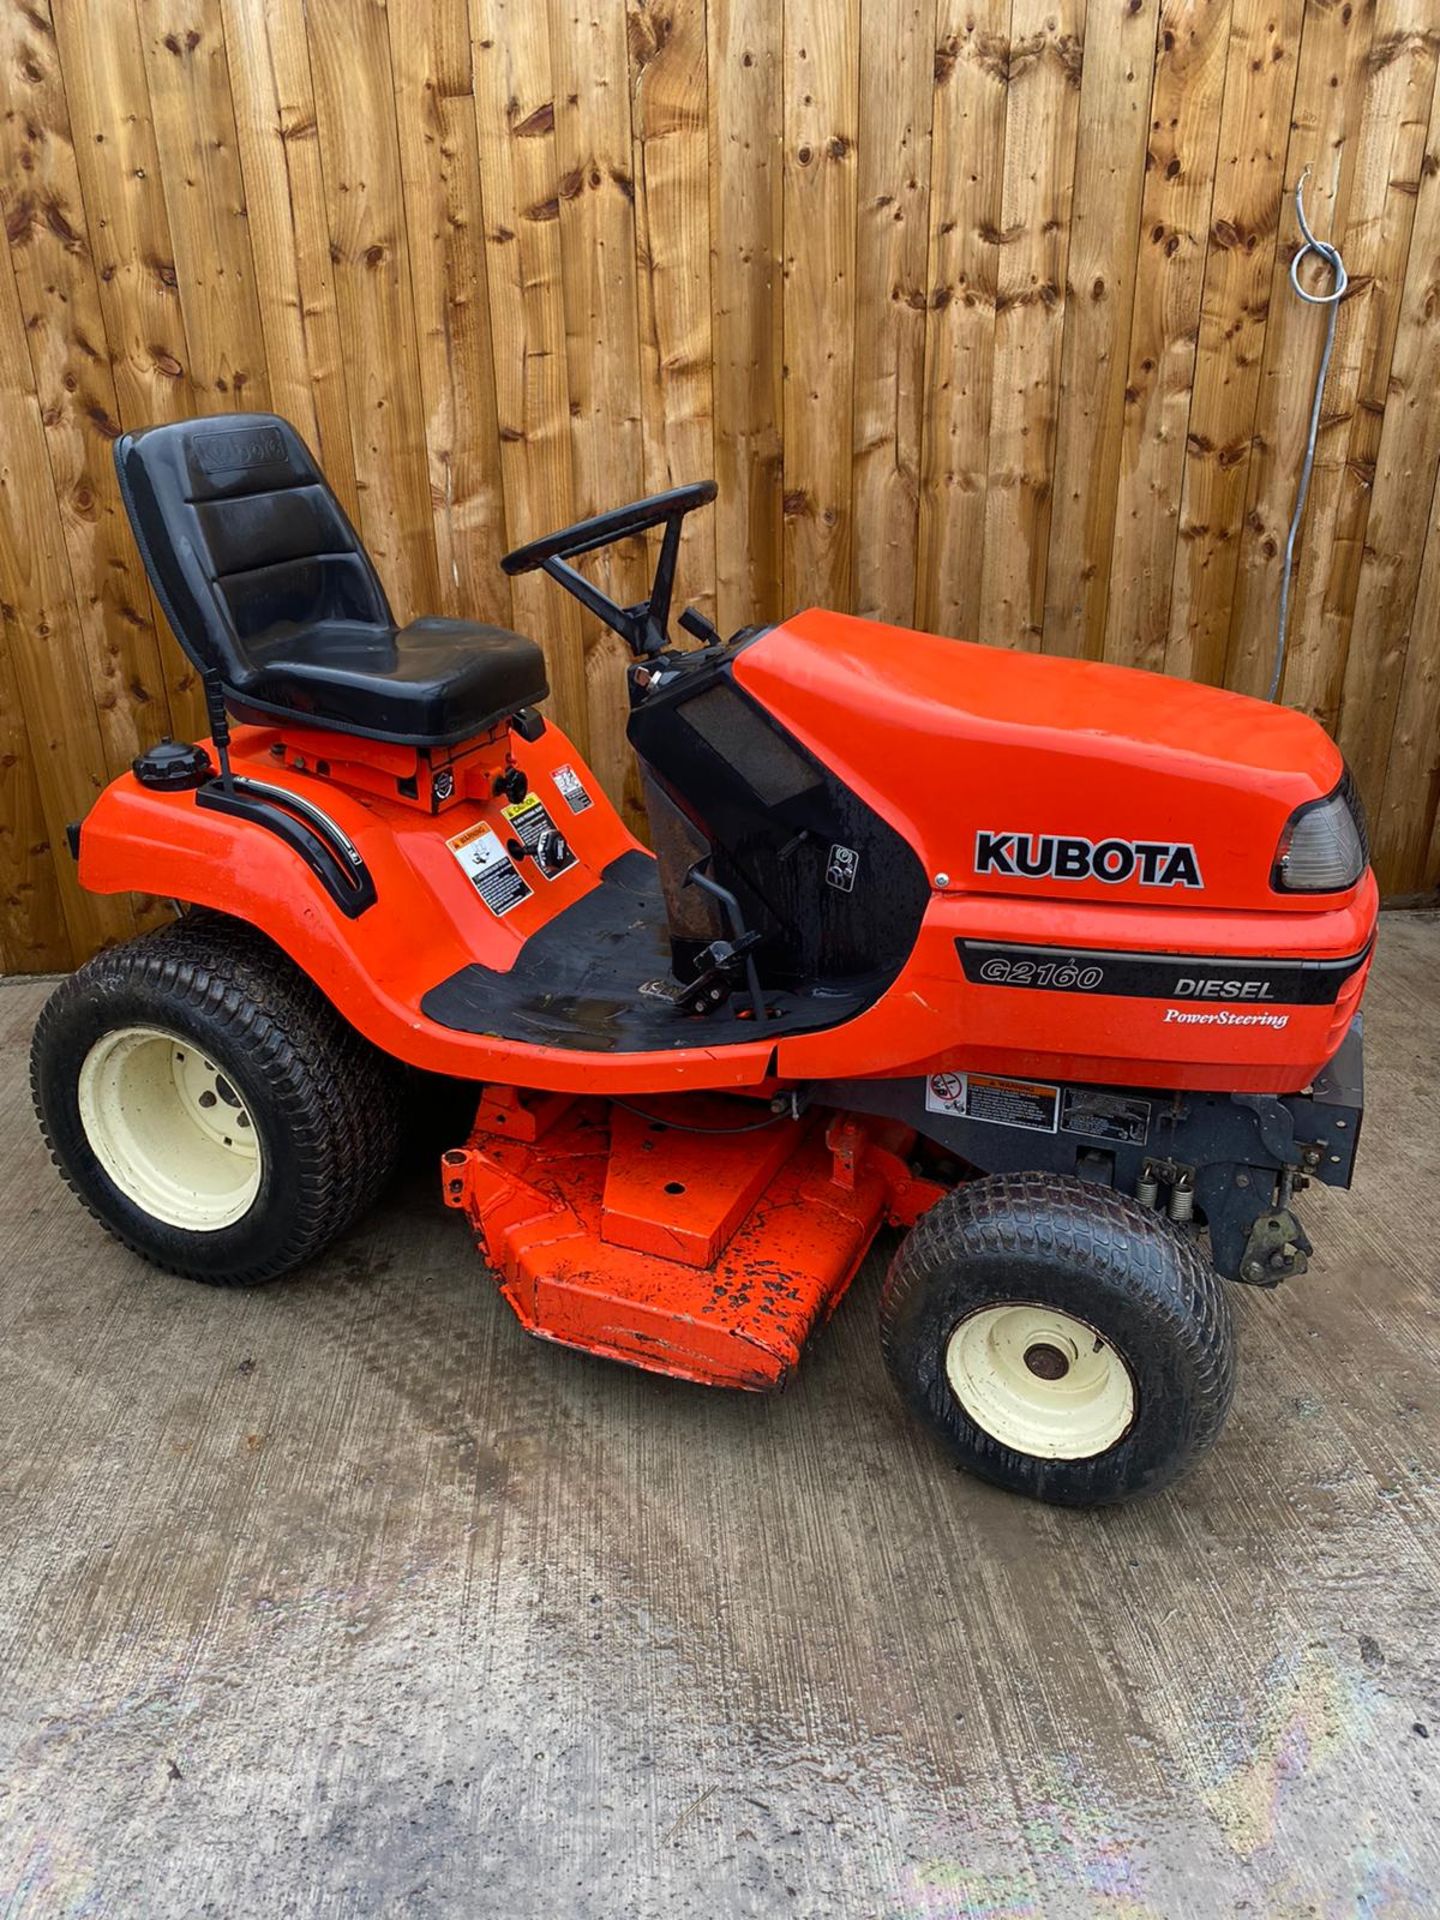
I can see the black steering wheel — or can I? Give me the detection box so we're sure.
[500,481,717,656]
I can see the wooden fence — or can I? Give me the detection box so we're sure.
[2,0,1439,971]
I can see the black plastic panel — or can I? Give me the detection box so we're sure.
[420,852,879,1052]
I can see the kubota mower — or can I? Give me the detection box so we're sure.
[31,415,1376,1504]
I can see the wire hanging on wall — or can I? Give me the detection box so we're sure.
[1270,167,1349,703]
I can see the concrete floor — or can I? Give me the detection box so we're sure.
[2,920,1438,1919]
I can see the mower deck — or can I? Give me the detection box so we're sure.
[442,1092,937,1389]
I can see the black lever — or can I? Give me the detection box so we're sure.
[679,606,723,648]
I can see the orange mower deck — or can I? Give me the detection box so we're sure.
[441,1090,942,1389]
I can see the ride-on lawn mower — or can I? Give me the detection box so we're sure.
[31,415,1376,1505]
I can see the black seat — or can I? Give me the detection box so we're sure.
[114,414,547,748]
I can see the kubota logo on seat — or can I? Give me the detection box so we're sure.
[974,830,1203,890]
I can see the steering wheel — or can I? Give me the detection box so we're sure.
[500,481,717,656]
[500,482,716,577]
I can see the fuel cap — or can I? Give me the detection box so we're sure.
[132,737,215,792]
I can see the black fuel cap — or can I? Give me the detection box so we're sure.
[132,737,215,792]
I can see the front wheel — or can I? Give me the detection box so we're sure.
[880,1172,1235,1505]
[31,913,402,1286]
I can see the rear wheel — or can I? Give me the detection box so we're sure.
[880,1172,1235,1505]
[32,913,402,1285]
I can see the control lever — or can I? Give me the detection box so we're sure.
[679,606,723,648]
[683,862,769,1024]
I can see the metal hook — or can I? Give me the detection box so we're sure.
[1290,165,1348,307]
[1268,166,1349,701]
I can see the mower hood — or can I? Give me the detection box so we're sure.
[733,610,1363,916]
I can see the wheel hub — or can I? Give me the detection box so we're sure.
[944,1302,1137,1460]
[77,1025,262,1232]
[1023,1341,1070,1381]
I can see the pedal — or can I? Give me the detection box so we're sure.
[674,932,763,1015]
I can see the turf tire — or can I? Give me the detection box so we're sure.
[879,1171,1236,1506]
[31,911,402,1286]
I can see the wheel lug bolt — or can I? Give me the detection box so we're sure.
[199,1090,217,1108]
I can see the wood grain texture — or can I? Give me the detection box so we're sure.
[976,0,1087,650]
[4,0,1440,967]
[1337,67,1440,825]
[388,0,510,629]
[708,0,783,635]
[221,0,361,521]
[1164,0,1306,689]
[782,0,859,614]
[1265,3,1438,733]
[915,0,1012,641]
[0,641,72,973]
[551,0,647,815]
[0,0,179,777]
[850,0,936,626]
[1103,0,1232,673]
[1222,0,1374,700]
[139,0,269,417]
[46,0,206,745]
[0,248,135,955]
[1042,0,1160,658]
[471,0,589,746]
[630,0,717,625]
[307,0,439,618]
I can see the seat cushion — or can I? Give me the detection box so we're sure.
[236,617,549,747]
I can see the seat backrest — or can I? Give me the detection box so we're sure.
[114,414,392,688]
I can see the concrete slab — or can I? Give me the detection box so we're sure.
[2,917,1438,1919]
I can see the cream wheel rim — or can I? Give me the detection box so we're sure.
[944,1302,1136,1459]
[77,1025,262,1231]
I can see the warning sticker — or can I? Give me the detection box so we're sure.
[446,820,532,917]
[1060,1088,1152,1146]
[925,1071,1061,1133]
[502,791,576,879]
[826,844,860,893]
[552,763,593,815]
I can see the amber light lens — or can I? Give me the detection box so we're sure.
[1272,770,1369,893]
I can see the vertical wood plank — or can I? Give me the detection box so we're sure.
[307,0,441,618]
[707,0,783,635]
[52,0,193,425]
[1163,0,1306,687]
[977,0,1088,650]
[388,0,511,626]
[1041,0,1160,658]
[1372,478,1440,890]
[0,641,73,973]
[1221,0,1374,699]
[220,0,361,521]
[0,252,135,953]
[1283,6,1439,731]
[0,0,178,779]
[45,0,204,741]
[782,0,859,614]
[550,0,648,815]
[915,0,1012,640]
[629,0,717,624]
[850,0,939,627]
[1336,72,1440,824]
[137,0,270,416]
[470,0,589,745]
[1103,0,1231,671]
[850,0,937,626]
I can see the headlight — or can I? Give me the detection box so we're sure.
[1272,769,1369,893]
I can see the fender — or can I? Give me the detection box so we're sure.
[77,724,776,1096]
